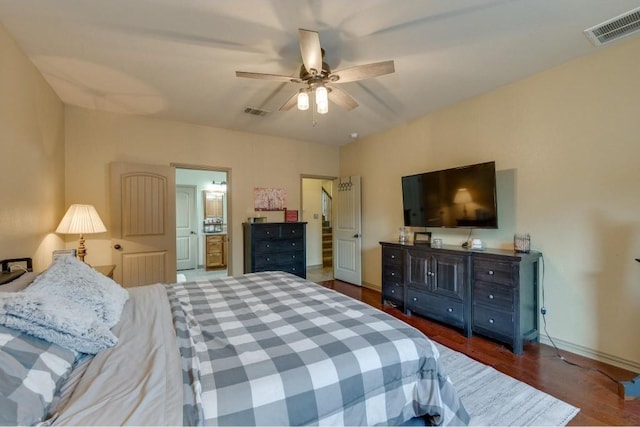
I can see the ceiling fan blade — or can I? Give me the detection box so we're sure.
[236,71,300,83]
[331,60,395,83]
[280,91,299,111]
[298,29,323,76]
[328,86,359,111]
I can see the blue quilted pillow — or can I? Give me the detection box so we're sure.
[0,325,76,425]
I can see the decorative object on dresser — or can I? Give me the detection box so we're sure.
[55,204,107,263]
[414,231,432,244]
[205,234,227,270]
[243,222,306,279]
[380,241,541,355]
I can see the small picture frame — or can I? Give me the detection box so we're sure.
[284,209,299,222]
[414,231,432,244]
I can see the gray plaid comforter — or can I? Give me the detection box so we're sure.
[166,271,469,426]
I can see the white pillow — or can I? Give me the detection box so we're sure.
[27,256,129,328]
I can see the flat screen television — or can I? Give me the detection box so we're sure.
[402,161,498,228]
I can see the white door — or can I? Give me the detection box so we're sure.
[176,185,197,271]
[333,176,362,285]
[110,162,176,287]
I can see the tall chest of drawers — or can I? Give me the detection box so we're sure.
[243,222,307,279]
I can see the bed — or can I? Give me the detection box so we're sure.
[0,256,469,426]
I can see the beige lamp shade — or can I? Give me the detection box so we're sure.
[56,204,106,262]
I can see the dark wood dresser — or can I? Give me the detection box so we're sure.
[381,241,541,355]
[243,222,307,279]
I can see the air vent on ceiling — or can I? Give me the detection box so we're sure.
[243,107,269,116]
[584,7,640,46]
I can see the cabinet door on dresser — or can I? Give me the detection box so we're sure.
[381,245,404,308]
[243,222,307,279]
[405,248,470,335]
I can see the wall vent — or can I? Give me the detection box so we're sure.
[243,107,269,116]
[584,7,640,46]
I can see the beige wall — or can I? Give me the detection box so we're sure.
[64,107,339,274]
[340,37,640,370]
[0,24,65,271]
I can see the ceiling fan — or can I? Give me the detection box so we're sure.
[236,29,395,115]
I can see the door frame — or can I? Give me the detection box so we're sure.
[173,163,233,275]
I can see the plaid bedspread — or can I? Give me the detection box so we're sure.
[166,271,469,426]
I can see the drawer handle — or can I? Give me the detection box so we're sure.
[391,289,395,294]
[447,307,453,313]
[292,255,296,259]
[266,244,270,248]
[488,270,494,275]
[391,255,395,259]
[266,231,271,235]
[489,318,495,324]
[292,242,296,246]
[488,294,494,300]
[291,230,296,234]
[390,272,395,276]
[412,297,417,302]
[266,257,270,261]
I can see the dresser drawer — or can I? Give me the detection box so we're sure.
[280,223,304,237]
[383,267,403,283]
[251,224,282,239]
[473,305,514,338]
[254,250,304,268]
[474,259,514,286]
[254,238,302,253]
[407,289,464,326]
[473,282,514,311]
[383,282,404,303]
[382,247,404,266]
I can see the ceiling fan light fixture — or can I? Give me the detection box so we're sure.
[297,89,309,111]
[315,85,328,114]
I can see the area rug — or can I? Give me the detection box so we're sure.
[435,343,580,426]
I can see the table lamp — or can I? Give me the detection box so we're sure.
[56,204,107,262]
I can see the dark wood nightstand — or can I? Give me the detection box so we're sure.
[93,264,115,279]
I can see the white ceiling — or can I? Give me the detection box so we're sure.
[1,0,639,146]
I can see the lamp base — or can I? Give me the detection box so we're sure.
[77,234,87,263]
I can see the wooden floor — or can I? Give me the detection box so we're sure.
[318,279,640,426]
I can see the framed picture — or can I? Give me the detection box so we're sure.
[414,231,432,244]
[285,209,299,222]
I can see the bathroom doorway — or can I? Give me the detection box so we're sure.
[175,167,230,281]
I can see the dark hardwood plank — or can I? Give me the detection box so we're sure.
[318,279,640,426]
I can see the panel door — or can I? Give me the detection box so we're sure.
[176,185,197,271]
[110,162,176,287]
[333,176,362,285]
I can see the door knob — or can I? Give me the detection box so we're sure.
[190,231,196,235]
[353,234,361,238]
[113,244,122,250]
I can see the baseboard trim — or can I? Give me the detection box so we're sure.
[539,335,640,374]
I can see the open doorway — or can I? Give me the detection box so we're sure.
[302,176,334,283]
[176,167,230,282]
